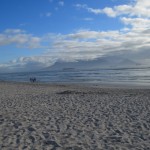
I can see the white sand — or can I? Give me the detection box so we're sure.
[0,81,150,150]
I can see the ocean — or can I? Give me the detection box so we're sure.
[0,68,150,86]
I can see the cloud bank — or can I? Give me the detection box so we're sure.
[0,0,150,72]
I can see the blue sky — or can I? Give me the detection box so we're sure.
[0,0,150,72]
[0,0,127,34]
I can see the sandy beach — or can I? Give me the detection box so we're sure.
[0,81,150,150]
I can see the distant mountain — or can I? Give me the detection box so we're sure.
[44,56,141,71]
[117,59,139,67]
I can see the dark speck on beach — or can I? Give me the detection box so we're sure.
[28,127,35,132]
[44,140,60,147]
[42,132,49,139]
[29,135,35,143]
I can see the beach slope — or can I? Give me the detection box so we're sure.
[0,82,150,149]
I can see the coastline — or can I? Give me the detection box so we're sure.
[0,80,150,89]
[0,81,150,149]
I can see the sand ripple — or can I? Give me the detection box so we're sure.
[0,82,150,149]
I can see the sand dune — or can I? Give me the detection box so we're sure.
[0,82,150,150]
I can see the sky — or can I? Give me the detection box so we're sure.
[0,0,150,72]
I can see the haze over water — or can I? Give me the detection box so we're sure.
[0,67,150,86]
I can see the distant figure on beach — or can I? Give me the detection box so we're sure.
[30,77,36,83]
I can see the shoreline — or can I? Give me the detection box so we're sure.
[0,80,150,89]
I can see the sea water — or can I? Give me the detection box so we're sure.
[0,68,150,86]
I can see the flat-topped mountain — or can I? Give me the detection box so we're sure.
[44,56,141,71]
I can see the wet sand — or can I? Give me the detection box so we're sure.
[0,81,150,150]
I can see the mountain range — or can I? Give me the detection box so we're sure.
[44,56,141,71]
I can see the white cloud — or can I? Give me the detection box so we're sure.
[75,4,102,15]
[68,0,149,65]
[0,0,150,72]
[87,7,102,15]
[19,23,28,27]
[75,0,150,18]
[4,29,25,34]
[46,12,52,17]
[0,29,41,49]
[58,1,64,6]
[121,17,150,28]
[1,25,150,72]
[102,7,117,17]
[0,55,58,72]
[67,30,120,40]
[55,7,59,11]
[48,21,150,63]
[83,18,93,21]
[40,12,52,17]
